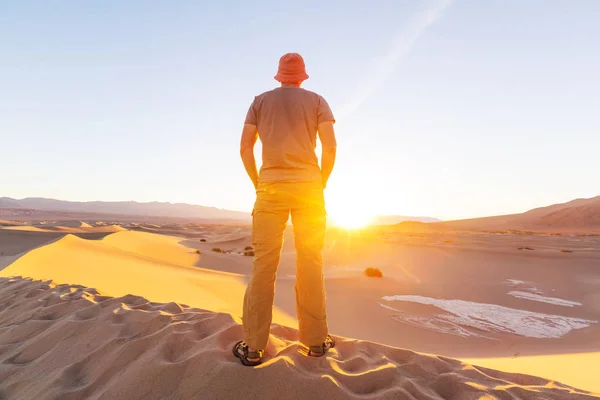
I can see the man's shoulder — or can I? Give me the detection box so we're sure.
[255,88,277,98]
[300,88,323,95]
[297,88,326,101]
[250,89,274,105]
[254,88,325,101]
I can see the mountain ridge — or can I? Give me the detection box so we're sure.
[3,196,599,230]
[0,197,248,221]
[427,195,600,231]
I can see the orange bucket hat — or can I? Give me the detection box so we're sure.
[274,53,309,83]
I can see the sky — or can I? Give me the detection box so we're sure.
[1,0,599,221]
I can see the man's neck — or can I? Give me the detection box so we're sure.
[281,83,301,88]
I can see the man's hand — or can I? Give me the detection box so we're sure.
[240,123,259,189]
[318,121,337,189]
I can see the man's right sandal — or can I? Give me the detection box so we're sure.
[308,334,335,357]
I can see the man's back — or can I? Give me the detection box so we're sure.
[245,87,335,183]
[236,53,337,366]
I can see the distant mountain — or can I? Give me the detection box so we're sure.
[0,197,250,221]
[1,197,443,226]
[0,198,21,208]
[521,196,600,228]
[371,215,441,225]
[4,195,598,231]
[431,195,600,231]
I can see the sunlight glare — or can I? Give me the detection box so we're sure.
[328,208,373,229]
[326,184,374,229]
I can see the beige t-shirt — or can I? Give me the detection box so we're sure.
[245,87,335,183]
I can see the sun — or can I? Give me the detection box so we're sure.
[328,209,373,229]
[326,186,375,229]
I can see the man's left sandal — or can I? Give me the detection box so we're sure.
[233,341,263,366]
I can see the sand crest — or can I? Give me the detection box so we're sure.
[0,277,597,400]
[0,221,124,234]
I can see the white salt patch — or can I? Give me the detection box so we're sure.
[505,279,543,294]
[381,295,595,339]
[508,291,582,307]
[394,315,494,339]
[378,302,493,339]
[379,303,402,313]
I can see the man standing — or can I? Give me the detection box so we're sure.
[233,53,337,366]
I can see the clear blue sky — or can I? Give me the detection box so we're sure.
[2,0,599,221]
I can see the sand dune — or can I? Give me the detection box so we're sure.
[1,221,124,234]
[0,230,295,328]
[188,227,600,392]
[0,223,124,272]
[43,220,93,228]
[1,277,597,400]
[1,227,599,397]
[463,352,600,397]
[0,219,23,226]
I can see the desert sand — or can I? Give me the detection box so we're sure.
[1,221,599,398]
[2,277,595,400]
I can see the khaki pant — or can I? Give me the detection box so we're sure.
[243,181,328,350]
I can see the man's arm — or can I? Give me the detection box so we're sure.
[318,121,337,189]
[240,123,259,189]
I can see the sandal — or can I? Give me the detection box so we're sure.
[233,341,263,366]
[308,334,335,357]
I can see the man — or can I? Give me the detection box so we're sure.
[233,53,337,366]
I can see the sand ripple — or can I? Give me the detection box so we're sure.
[0,278,597,399]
